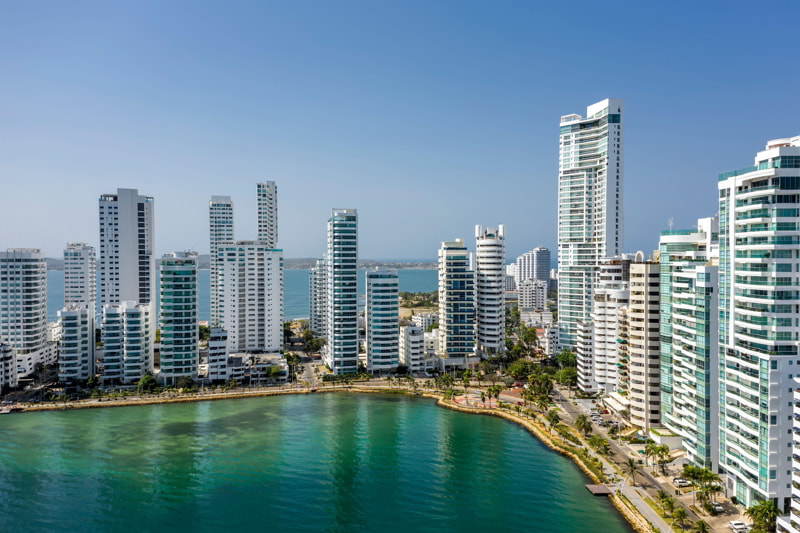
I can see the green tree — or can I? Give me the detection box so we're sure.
[555,349,577,368]
[139,373,158,393]
[575,414,593,437]
[672,506,687,531]
[535,395,550,413]
[690,520,711,533]
[198,325,210,341]
[546,409,560,434]
[663,496,675,518]
[744,500,779,533]
[176,375,194,390]
[624,457,640,487]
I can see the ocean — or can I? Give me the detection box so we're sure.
[47,268,438,322]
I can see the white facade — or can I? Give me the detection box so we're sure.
[64,243,96,306]
[617,258,660,431]
[659,217,719,471]
[159,252,199,386]
[257,181,278,248]
[557,99,624,349]
[324,209,359,374]
[438,239,476,369]
[475,225,505,356]
[217,241,284,354]
[98,188,155,307]
[514,247,550,285]
[309,258,327,335]
[778,379,800,533]
[365,268,399,373]
[207,327,229,382]
[718,135,800,509]
[577,255,632,394]
[209,196,234,328]
[399,325,424,373]
[411,312,438,330]
[0,248,54,387]
[101,301,154,384]
[47,322,62,343]
[519,279,547,311]
[542,325,560,357]
[58,303,96,382]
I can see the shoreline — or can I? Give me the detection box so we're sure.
[12,386,651,532]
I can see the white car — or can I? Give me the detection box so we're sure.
[673,478,692,488]
[728,521,751,533]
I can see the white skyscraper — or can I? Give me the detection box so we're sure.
[717,135,800,509]
[158,252,199,386]
[58,303,96,383]
[475,225,505,357]
[365,268,399,373]
[438,239,476,370]
[324,209,359,374]
[64,243,96,306]
[217,241,283,354]
[101,301,153,384]
[659,217,719,471]
[557,98,624,348]
[514,247,550,285]
[0,249,55,386]
[209,196,234,328]
[309,258,327,336]
[98,188,155,307]
[257,181,278,248]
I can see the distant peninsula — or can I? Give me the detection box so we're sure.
[45,256,436,271]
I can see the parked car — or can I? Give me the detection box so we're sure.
[728,520,751,533]
[712,502,724,513]
[673,478,692,488]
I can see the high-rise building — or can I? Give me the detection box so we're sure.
[324,209,359,374]
[514,247,550,286]
[438,239,476,370]
[64,243,96,306]
[616,256,660,431]
[159,252,198,386]
[399,324,424,374]
[475,225,505,356]
[717,135,800,509]
[57,303,95,383]
[778,378,800,533]
[217,242,284,354]
[206,327,229,382]
[577,255,632,394]
[0,343,14,391]
[0,248,55,386]
[365,268,399,373]
[101,301,153,384]
[98,188,155,307]
[257,181,278,248]
[309,258,327,336]
[557,98,624,349]
[519,279,548,311]
[209,196,234,327]
[659,216,719,471]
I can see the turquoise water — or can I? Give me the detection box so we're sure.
[0,394,631,533]
[48,268,437,322]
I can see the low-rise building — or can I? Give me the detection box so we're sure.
[206,328,229,382]
[399,325,424,373]
[411,312,438,330]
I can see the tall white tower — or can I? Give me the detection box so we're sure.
[64,243,96,307]
[475,225,505,356]
[209,196,234,327]
[257,181,278,248]
[324,209,359,374]
[557,98,624,348]
[438,239,475,370]
[98,188,155,307]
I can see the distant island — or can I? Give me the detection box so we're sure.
[45,256,436,271]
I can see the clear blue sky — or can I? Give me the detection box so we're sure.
[1,1,798,261]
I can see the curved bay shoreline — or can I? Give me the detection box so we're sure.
[11,386,650,532]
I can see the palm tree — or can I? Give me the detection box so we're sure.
[480,391,486,406]
[462,375,470,395]
[624,457,641,487]
[663,496,675,518]
[535,395,550,414]
[690,520,711,533]
[744,500,779,533]
[575,414,593,437]
[644,442,659,471]
[672,506,687,531]
[546,409,560,434]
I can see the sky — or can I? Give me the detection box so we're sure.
[1,1,799,262]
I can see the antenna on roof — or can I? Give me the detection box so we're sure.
[668,218,674,231]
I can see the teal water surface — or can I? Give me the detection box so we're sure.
[0,394,631,533]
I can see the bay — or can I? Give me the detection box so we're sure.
[48,268,437,322]
[0,393,632,533]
